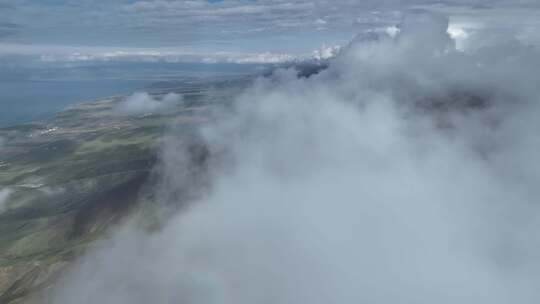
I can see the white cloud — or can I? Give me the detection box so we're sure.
[315,18,327,25]
[8,0,540,53]
[4,1,540,61]
[223,52,296,64]
[311,44,341,60]
[0,42,343,64]
[0,188,13,213]
[49,11,540,304]
[447,24,470,50]
[385,25,401,38]
[115,92,182,115]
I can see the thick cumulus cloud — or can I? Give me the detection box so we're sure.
[115,92,182,115]
[49,13,540,304]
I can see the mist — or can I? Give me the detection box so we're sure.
[115,92,183,115]
[0,188,12,213]
[48,12,540,304]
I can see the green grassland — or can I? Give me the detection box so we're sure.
[0,77,247,303]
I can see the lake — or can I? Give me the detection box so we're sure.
[0,62,268,127]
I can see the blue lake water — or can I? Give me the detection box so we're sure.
[0,79,149,127]
[0,62,266,127]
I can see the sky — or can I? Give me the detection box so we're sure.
[2,0,540,63]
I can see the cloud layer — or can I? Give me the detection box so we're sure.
[3,0,540,54]
[115,92,183,115]
[45,11,540,304]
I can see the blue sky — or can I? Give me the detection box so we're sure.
[1,0,540,62]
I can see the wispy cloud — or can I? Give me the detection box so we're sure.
[4,0,539,53]
[0,43,330,64]
[115,92,182,115]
